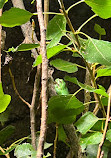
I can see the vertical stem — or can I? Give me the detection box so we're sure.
[36,0,48,157]
[0,9,2,83]
[53,124,58,158]
[97,92,111,158]
[44,0,49,28]
[30,65,41,150]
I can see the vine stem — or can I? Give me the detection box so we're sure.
[0,146,10,158]
[53,124,58,158]
[67,0,84,13]
[44,0,49,28]
[0,9,2,83]
[97,92,111,158]
[36,0,48,157]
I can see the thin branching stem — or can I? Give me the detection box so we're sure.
[67,0,84,13]
[53,124,58,158]
[36,0,48,157]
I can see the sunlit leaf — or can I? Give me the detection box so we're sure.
[75,112,99,134]
[0,7,32,27]
[17,44,40,51]
[0,0,8,9]
[96,67,111,78]
[50,59,78,73]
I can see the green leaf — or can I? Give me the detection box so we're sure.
[0,108,10,125]
[81,38,111,66]
[86,143,109,158]
[80,132,102,148]
[0,82,11,113]
[44,142,53,150]
[0,7,33,27]
[75,112,99,134]
[94,24,106,36]
[14,143,34,158]
[33,45,66,67]
[48,94,84,124]
[17,44,40,52]
[47,45,67,59]
[0,0,8,9]
[46,15,66,48]
[64,76,108,97]
[85,0,111,19]
[101,97,108,106]
[58,125,67,144]
[91,120,105,131]
[106,129,111,142]
[0,125,15,145]
[50,59,78,73]
[96,67,111,78]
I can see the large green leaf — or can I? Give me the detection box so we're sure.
[85,0,111,19]
[75,112,99,134]
[17,44,40,51]
[50,59,78,73]
[0,0,8,9]
[0,82,11,113]
[0,125,15,145]
[80,132,102,148]
[96,67,111,78]
[64,76,108,97]
[46,15,66,48]
[81,38,111,66]
[0,7,32,27]
[48,94,84,124]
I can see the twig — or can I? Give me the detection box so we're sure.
[0,9,2,83]
[30,64,41,150]
[36,0,48,157]
[0,146,10,158]
[44,0,49,28]
[53,124,58,158]
[8,67,31,108]
[97,91,111,158]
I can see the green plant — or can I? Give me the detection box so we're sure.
[0,0,111,158]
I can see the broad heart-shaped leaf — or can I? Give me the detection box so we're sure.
[0,0,8,9]
[96,67,111,78]
[48,94,84,124]
[0,82,11,113]
[80,132,102,149]
[17,44,40,51]
[85,0,111,19]
[64,76,108,97]
[75,112,99,134]
[50,59,78,73]
[0,125,15,145]
[46,15,66,48]
[81,38,111,66]
[94,24,106,36]
[0,7,33,27]
[33,45,66,67]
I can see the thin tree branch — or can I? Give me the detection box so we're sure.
[0,146,10,158]
[30,64,41,150]
[97,91,111,158]
[44,0,49,28]
[8,67,31,108]
[53,123,58,158]
[36,0,48,157]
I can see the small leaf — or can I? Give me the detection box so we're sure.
[47,45,67,59]
[64,76,108,97]
[46,15,66,48]
[50,59,78,73]
[14,143,34,158]
[101,97,108,106]
[44,142,53,150]
[0,7,33,27]
[48,94,84,124]
[58,125,67,143]
[75,112,99,134]
[17,44,40,51]
[106,129,111,142]
[81,38,111,66]
[85,0,111,19]
[0,82,11,113]
[32,55,42,67]
[94,24,106,35]
[96,67,111,78]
